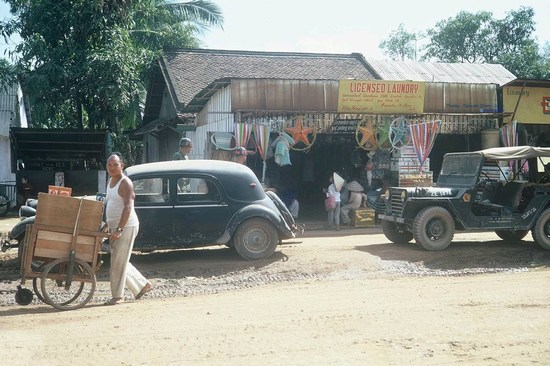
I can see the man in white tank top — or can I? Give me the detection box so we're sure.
[103,152,152,305]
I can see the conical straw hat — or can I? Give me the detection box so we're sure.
[344,180,364,192]
[333,172,345,192]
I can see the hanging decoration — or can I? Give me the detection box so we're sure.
[500,121,521,172]
[389,116,410,151]
[374,117,392,151]
[284,115,317,151]
[234,123,253,149]
[253,124,271,183]
[355,120,377,151]
[409,120,441,173]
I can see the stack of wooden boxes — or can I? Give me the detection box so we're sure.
[391,145,433,187]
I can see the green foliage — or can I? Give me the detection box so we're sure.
[0,0,223,130]
[379,24,417,61]
[421,7,548,78]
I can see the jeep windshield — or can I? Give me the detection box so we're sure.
[437,153,482,187]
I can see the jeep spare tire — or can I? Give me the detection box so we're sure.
[413,206,455,251]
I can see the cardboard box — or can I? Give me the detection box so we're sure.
[48,185,72,196]
[352,208,376,227]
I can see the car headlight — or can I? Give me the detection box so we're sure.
[384,189,390,200]
[400,190,407,202]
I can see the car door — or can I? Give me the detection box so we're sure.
[172,174,233,245]
[132,175,174,249]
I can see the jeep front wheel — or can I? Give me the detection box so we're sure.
[382,220,413,244]
[495,230,529,242]
[413,206,454,251]
[532,208,550,250]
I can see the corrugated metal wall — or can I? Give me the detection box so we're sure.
[231,79,339,112]
[191,86,234,159]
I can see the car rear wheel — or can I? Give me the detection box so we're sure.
[413,206,454,251]
[233,218,278,260]
[495,230,529,242]
[381,220,413,244]
[532,208,550,250]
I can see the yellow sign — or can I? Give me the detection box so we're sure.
[338,80,425,114]
[503,86,550,124]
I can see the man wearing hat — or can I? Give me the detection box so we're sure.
[172,137,193,160]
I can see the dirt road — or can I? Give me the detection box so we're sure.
[1,230,549,365]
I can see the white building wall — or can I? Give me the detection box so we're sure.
[0,83,22,207]
[187,86,234,159]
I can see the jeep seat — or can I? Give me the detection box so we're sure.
[496,181,525,209]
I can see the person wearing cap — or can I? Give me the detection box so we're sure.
[233,146,248,165]
[172,137,193,160]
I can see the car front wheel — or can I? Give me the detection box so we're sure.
[413,206,454,251]
[233,218,279,260]
[532,208,550,250]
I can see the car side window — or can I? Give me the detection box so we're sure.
[134,177,169,204]
[176,177,221,203]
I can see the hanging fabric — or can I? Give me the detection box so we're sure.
[253,124,271,183]
[409,120,441,173]
[234,123,253,149]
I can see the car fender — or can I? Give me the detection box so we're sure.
[226,203,292,238]
[10,216,36,241]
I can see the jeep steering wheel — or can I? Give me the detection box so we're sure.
[479,172,496,192]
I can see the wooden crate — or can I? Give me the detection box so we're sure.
[20,193,106,281]
[352,208,376,227]
[35,192,104,232]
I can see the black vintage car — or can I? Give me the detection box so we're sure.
[125,160,298,260]
[379,146,550,251]
[2,160,299,261]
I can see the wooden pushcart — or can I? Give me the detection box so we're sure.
[18,193,106,310]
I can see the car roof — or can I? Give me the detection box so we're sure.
[125,159,251,177]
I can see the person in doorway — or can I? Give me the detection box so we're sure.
[172,137,193,160]
[323,174,341,231]
[340,180,364,225]
[104,152,152,305]
[233,146,248,165]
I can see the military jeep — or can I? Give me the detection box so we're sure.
[379,146,550,251]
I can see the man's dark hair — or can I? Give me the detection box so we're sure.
[109,151,123,162]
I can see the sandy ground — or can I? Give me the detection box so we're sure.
[1,227,549,365]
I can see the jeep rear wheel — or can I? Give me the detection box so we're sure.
[382,220,413,244]
[495,230,529,242]
[413,206,454,251]
[532,208,550,250]
[233,218,278,260]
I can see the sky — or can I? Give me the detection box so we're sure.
[0,1,548,60]
[198,0,550,60]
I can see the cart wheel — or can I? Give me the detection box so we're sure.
[40,257,96,311]
[33,263,49,305]
[15,285,33,305]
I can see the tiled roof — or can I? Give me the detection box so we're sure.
[161,49,378,110]
[365,59,516,86]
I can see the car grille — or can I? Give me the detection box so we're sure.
[388,189,405,216]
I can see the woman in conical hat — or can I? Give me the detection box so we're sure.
[323,173,342,231]
[333,172,345,192]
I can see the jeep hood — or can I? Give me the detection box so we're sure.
[402,187,461,198]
